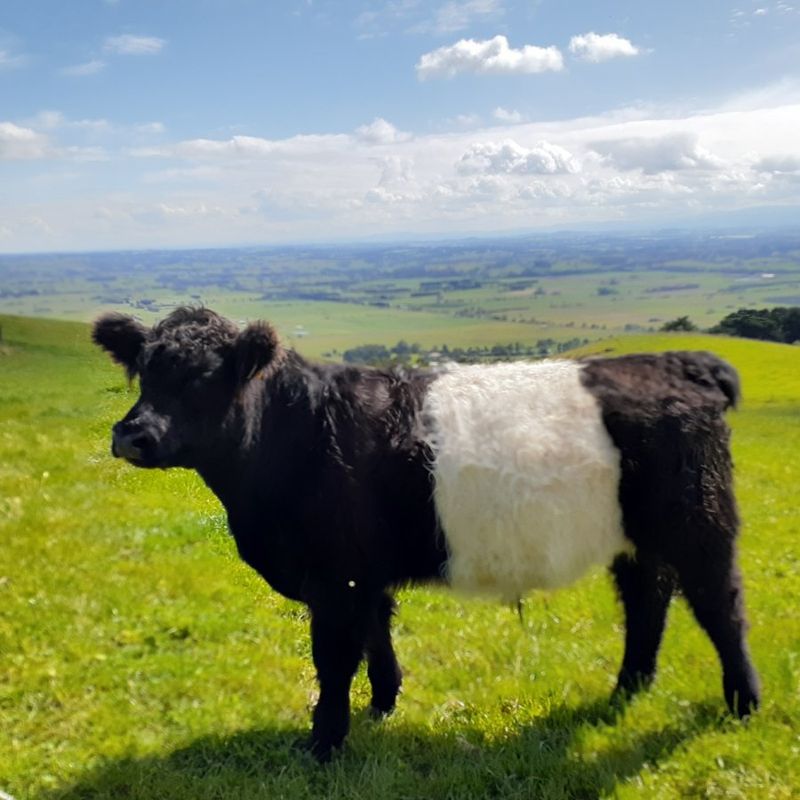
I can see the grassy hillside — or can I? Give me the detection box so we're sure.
[1,314,799,799]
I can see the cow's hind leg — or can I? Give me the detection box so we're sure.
[365,592,402,717]
[671,536,760,717]
[611,552,675,699]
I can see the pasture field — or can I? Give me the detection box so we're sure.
[1,314,800,799]
[2,231,800,360]
[0,266,790,361]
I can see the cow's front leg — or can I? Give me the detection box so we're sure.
[308,597,366,761]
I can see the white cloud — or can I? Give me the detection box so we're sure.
[355,0,502,38]
[3,96,800,250]
[61,59,106,76]
[0,122,50,160]
[9,216,55,238]
[0,48,27,70]
[142,165,224,184]
[152,202,227,219]
[377,155,415,187]
[429,0,504,33]
[355,118,411,145]
[0,134,108,163]
[353,0,422,39]
[416,35,563,80]
[63,145,110,162]
[449,113,483,127]
[71,118,112,133]
[590,133,724,173]
[133,132,353,161]
[568,32,640,63]
[365,155,420,204]
[137,121,165,134]
[25,111,111,135]
[0,112,169,167]
[754,154,800,173]
[174,135,278,159]
[31,111,65,129]
[457,139,580,175]
[104,35,166,55]
[492,106,523,123]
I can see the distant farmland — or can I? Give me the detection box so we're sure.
[1,229,800,360]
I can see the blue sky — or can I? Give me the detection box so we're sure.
[1,0,799,251]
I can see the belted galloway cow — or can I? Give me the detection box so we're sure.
[93,306,760,760]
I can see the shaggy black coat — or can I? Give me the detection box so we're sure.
[93,307,760,761]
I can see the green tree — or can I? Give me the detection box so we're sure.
[710,309,782,341]
[774,307,800,343]
[660,316,698,332]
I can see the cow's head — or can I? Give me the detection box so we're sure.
[93,307,280,468]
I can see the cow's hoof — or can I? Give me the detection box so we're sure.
[291,736,336,763]
[368,703,395,721]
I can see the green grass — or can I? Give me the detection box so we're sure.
[1,315,799,799]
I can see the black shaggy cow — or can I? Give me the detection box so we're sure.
[93,307,760,761]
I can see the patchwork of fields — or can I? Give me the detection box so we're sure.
[2,231,800,361]
[1,312,799,799]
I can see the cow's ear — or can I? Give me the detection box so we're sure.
[92,313,148,379]
[235,321,281,383]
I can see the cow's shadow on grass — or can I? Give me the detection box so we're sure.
[49,697,724,800]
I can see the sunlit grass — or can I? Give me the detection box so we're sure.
[1,315,799,798]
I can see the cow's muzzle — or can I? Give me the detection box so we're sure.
[111,420,162,466]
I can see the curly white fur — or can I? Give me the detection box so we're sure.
[423,360,629,601]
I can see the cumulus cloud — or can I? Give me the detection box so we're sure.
[104,35,166,55]
[590,133,724,173]
[416,35,563,80]
[24,111,110,137]
[0,122,50,160]
[133,131,355,161]
[366,156,421,205]
[457,139,580,175]
[0,118,109,162]
[174,135,277,159]
[23,111,158,143]
[355,118,411,145]
[4,97,799,250]
[61,59,106,76]
[377,155,415,187]
[492,106,523,123]
[568,32,640,63]
[754,154,800,173]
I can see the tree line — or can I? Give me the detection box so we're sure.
[341,305,800,368]
[662,306,800,343]
[342,337,589,367]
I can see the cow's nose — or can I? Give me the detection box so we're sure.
[112,422,156,461]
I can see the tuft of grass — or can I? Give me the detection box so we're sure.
[1,315,799,799]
